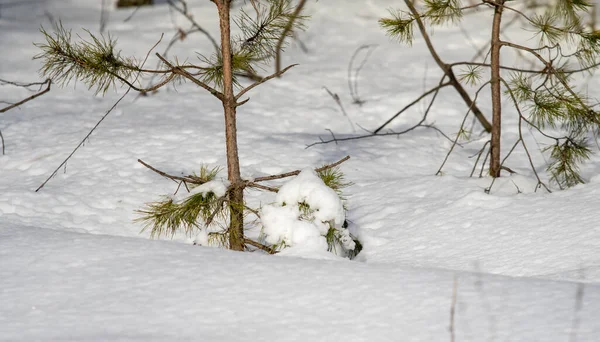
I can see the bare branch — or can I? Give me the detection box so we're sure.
[155,53,225,102]
[166,0,220,52]
[244,238,277,254]
[0,79,52,114]
[253,156,350,183]
[403,0,492,133]
[36,35,163,191]
[137,159,203,185]
[323,86,355,132]
[275,0,307,76]
[375,79,451,133]
[309,76,453,148]
[235,64,297,102]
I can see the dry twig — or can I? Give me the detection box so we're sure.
[0,78,52,155]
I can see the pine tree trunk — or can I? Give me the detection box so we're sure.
[489,0,504,178]
[216,0,245,251]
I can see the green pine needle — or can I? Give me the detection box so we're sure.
[317,166,352,199]
[379,11,415,45]
[34,23,138,95]
[545,139,591,188]
[458,65,483,86]
[423,0,462,25]
[137,165,227,239]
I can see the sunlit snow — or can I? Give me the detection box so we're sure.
[1,0,600,341]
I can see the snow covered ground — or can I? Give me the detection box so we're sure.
[2,0,600,340]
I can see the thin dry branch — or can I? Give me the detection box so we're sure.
[155,53,225,102]
[0,78,52,155]
[244,238,278,254]
[323,86,355,132]
[437,81,491,176]
[403,0,492,133]
[308,76,453,148]
[0,79,51,114]
[235,64,297,102]
[253,155,350,182]
[375,80,451,133]
[167,0,220,51]
[35,36,162,192]
[275,0,307,76]
[137,159,204,184]
[138,156,350,191]
[247,182,279,192]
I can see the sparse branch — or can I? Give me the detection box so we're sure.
[500,77,550,192]
[501,40,597,122]
[450,61,600,75]
[0,78,52,155]
[155,53,225,101]
[246,182,279,192]
[470,140,491,177]
[253,156,350,182]
[166,0,220,52]
[275,0,307,75]
[375,79,451,133]
[235,63,297,101]
[138,159,204,184]
[437,81,491,176]
[0,79,52,114]
[309,75,453,147]
[244,238,277,254]
[403,0,492,133]
[36,36,162,191]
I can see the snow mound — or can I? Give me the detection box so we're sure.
[260,168,354,256]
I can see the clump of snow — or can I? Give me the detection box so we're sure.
[260,168,355,256]
[277,168,345,228]
[172,179,230,203]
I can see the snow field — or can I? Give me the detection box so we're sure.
[1,0,600,340]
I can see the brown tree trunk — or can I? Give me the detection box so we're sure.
[215,0,245,251]
[489,0,504,178]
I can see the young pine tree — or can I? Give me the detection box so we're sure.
[380,0,600,190]
[35,0,307,249]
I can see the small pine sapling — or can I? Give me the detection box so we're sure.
[35,2,361,256]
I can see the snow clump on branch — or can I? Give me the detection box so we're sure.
[261,168,355,256]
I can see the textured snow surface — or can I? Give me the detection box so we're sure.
[2,224,600,342]
[2,0,600,340]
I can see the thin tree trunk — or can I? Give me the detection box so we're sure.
[489,0,504,177]
[216,0,245,251]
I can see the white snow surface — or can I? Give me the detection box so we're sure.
[2,0,600,340]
